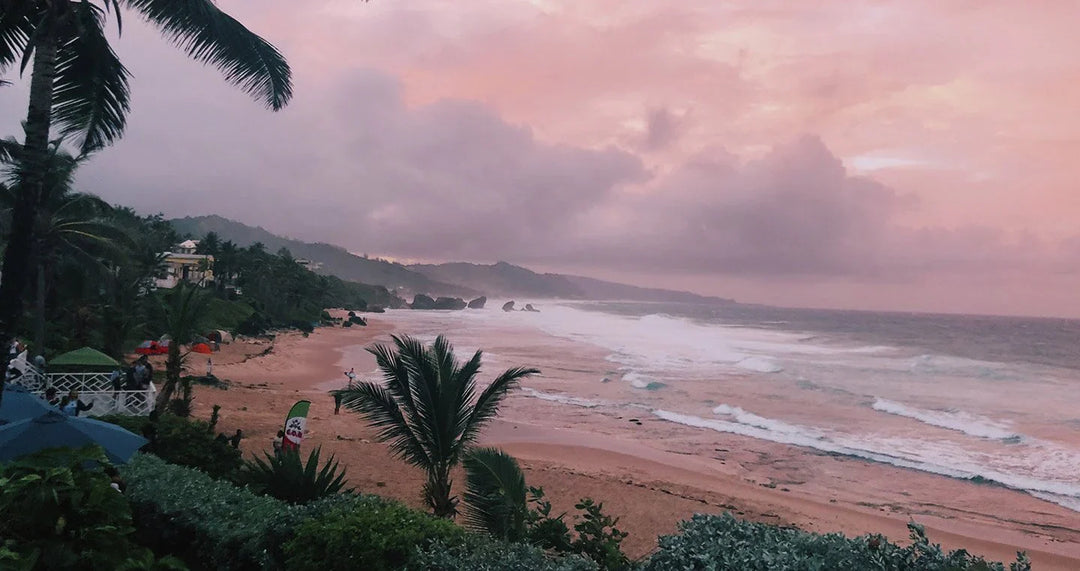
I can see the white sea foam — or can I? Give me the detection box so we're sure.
[520,387,604,408]
[872,398,1021,441]
[655,405,1080,512]
[735,356,784,373]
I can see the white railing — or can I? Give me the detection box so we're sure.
[9,368,157,417]
[45,372,114,393]
[75,384,158,417]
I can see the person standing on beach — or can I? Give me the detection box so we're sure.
[272,430,284,458]
[344,368,356,383]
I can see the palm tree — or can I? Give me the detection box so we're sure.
[335,335,539,518]
[153,282,213,412]
[462,447,529,540]
[0,0,292,403]
[0,141,129,353]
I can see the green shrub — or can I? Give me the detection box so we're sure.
[409,537,599,571]
[99,413,242,479]
[121,454,293,570]
[643,513,1031,571]
[236,311,273,336]
[525,487,629,570]
[0,447,183,571]
[569,498,630,570]
[283,495,467,571]
[239,446,350,504]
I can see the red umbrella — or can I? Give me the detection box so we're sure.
[134,341,158,355]
[191,343,213,354]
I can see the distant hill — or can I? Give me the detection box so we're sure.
[170,216,733,305]
[169,216,476,297]
[409,261,734,304]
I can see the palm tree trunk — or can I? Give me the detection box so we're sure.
[0,25,60,405]
[155,342,182,411]
[33,262,45,356]
[426,466,458,518]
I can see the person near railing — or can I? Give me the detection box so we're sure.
[59,390,94,417]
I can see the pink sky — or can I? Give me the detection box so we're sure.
[3,1,1079,316]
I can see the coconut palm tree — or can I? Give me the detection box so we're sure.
[0,141,129,353]
[335,335,539,518]
[0,0,292,403]
[153,282,213,413]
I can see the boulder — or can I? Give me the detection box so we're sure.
[410,294,437,310]
[502,301,516,312]
[433,297,468,310]
[467,296,487,309]
[524,304,540,312]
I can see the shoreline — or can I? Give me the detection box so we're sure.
[192,315,1080,569]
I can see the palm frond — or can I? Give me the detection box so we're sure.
[337,380,433,469]
[52,3,132,155]
[368,340,420,425]
[451,349,484,446]
[394,335,445,460]
[0,137,22,165]
[462,447,528,540]
[462,366,539,445]
[0,1,34,73]
[125,0,292,110]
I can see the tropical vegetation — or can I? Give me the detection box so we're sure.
[0,447,186,570]
[240,446,350,505]
[643,513,1031,571]
[0,0,293,398]
[334,334,539,518]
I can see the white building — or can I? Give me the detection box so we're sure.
[154,240,214,288]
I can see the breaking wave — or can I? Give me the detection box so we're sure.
[872,398,1021,441]
[654,405,1080,512]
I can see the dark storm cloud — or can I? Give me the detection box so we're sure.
[570,136,908,276]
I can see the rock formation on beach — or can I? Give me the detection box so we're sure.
[410,294,467,310]
[467,296,487,309]
[410,294,437,310]
[524,304,539,312]
[434,297,467,310]
[502,301,516,312]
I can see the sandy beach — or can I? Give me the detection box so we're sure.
[178,314,1080,569]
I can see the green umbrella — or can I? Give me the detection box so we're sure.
[49,348,121,372]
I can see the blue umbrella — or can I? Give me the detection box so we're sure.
[0,384,56,424]
[0,411,148,464]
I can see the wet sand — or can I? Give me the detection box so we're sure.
[186,314,1080,568]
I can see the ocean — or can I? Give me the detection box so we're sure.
[368,300,1080,513]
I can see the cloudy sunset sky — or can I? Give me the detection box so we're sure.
[3,1,1079,317]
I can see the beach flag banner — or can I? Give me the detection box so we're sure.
[282,400,310,451]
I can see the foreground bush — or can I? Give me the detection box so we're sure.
[0,448,186,571]
[409,537,599,571]
[122,455,475,570]
[283,495,467,571]
[122,454,293,570]
[239,446,350,504]
[100,413,242,479]
[643,513,1031,571]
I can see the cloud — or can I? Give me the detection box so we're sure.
[639,107,685,151]
[4,1,1080,315]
